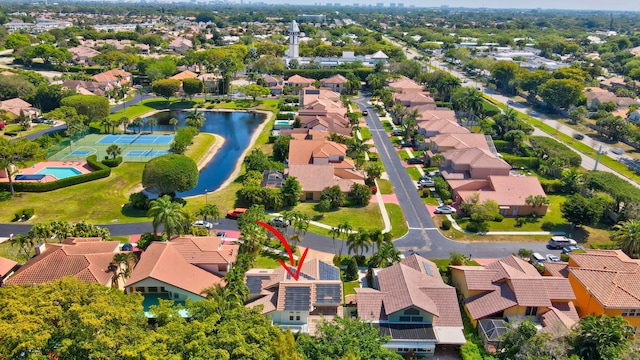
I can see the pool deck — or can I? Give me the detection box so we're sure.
[0,161,92,183]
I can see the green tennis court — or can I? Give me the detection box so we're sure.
[47,134,174,162]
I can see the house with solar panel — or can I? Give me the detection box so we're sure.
[353,254,466,357]
[245,258,342,335]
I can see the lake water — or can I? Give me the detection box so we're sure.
[142,110,265,197]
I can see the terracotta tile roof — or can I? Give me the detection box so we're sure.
[288,140,347,166]
[442,148,510,171]
[0,256,17,278]
[418,120,470,135]
[457,176,546,207]
[464,282,518,319]
[320,74,348,84]
[388,76,423,93]
[246,289,278,313]
[287,74,314,85]
[170,70,198,81]
[570,250,640,272]
[540,306,575,338]
[288,164,356,192]
[543,262,569,278]
[169,235,238,264]
[393,92,435,106]
[357,254,462,327]
[416,109,458,122]
[4,239,120,286]
[449,266,497,291]
[431,133,490,152]
[125,241,225,297]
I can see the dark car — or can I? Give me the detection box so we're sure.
[407,157,424,165]
[362,110,369,116]
[401,141,415,148]
[573,133,584,140]
[391,129,404,136]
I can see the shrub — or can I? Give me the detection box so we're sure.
[332,253,342,268]
[441,219,452,230]
[101,156,122,168]
[560,253,570,262]
[466,221,489,233]
[541,221,555,231]
[460,341,483,360]
[422,188,430,198]
[190,226,209,236]
[370,186,377,194]
[4,131,18,137]
[590,242,620,250]
[493,214,504,222]
[129,192,150,210]
[540,179,564,194]
[13,208,34,221]
[354,255,366,266]
[344,257,358,281]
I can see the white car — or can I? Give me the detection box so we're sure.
[192,220,214,229]
[546,254,561,262]
[611,147,624,155]
[268,217,290,227]
[435,205,457,214]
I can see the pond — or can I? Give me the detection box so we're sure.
[142,110,265,197]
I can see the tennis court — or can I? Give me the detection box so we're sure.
[48,133,174,162]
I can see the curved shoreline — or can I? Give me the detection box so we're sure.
[194,133,226,171]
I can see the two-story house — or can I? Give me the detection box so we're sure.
[319,74,348,93]
[355,254,465,357]
[544,250,640,335]
[245,258,342,335]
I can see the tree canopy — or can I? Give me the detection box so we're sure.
[142,154,198,195]
[60,95,110,123]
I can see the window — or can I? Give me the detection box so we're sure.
[525,307,538,316]
[296,316,301,321]
[622,309,639,317]
[404,308,420,315]
[148,287,158,293]
[412,316,424,322]
[160,287,166,292]
[289,316,294,321]
[399,316,411,322]
[135,287,144,293]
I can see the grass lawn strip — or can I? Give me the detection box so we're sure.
[377,179,393,194]
[386,203,408,239]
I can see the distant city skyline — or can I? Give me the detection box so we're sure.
[264,0,638,12]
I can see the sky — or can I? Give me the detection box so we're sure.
[282,0,639,12]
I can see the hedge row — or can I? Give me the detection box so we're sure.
[529,136,581,168]
[102,156,123,168]
[590,242,619,250]
[283,68,373,81]
[500,154,539,169]
[170,126,198,154]
[0,155,111,192]
[460,341,483,360]
[540,178,564,194]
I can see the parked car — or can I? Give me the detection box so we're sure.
[573,133,584,140]
[418,182,435,189]
[546,254,561,262]
[611,147,624,155]
[362,110,369,116]
[391,129,404,136]
[530,252,545,265]
[547,236,577,249]
[434,205,457,214]
[400,141,415,148]
[192,220,214,229]
[32,117,48,123]
[562,245,585,254]
[216,231,226,238]
[419,175,432,182]
[226,208,248,219]
[407,157,424,165]
[268,217,290,227]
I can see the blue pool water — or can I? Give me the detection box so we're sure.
[36,167,82,179]
[144,111,265,196]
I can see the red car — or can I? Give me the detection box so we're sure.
[226,208,247,219]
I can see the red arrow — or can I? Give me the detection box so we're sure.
[256,220,309,281]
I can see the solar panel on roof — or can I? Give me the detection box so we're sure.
[319,262,340,280]
[246,275,271,294]
[286,267,314,281]
[315,284,341,304]
[423,262,433,276]
[284,286,311,311]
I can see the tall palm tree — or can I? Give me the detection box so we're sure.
[120,116,130,134]
[110,252,137,288]
[147,195,187,240]
[106,144,121,159]
[372,242,401,268]
[196,204,219,222]
[169,117,179,133]
[146,118,158,134]
[239,223,267,256]
[185,109,205,129]
[612,220,640,259]
[347,228,371,256]
[368,228,385,253]
[132,117,144,134]
[347,139,370,168]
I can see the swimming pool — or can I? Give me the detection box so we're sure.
[36,167,82,179]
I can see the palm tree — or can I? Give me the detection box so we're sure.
[612,220,640,259]
[169,117,179,133]
[455,87,484,122]
[449,252,467,266]
[347,139,370,168]
[100,118,111,134]
[146,118,157,134]
[110,252,137,288]
[120,117,130,134]
[239,223,267,256]
[372,242,401,268]
[185,109,205,129]
[132,117,144,134]
[368,228,384,252]
[147,195,187,240]
[106,144,121,159]
[346,228,371,256]
[196,204,219,223]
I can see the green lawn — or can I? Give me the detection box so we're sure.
[2,124,50,139]
[397,150,412,160]
[382,120,393,132]
[184,133,216,163]
[359,127,372,141]
[386,203,408,239]
[343,281,360,297]
[291,202,384,231]
[377,179,393,194]
[421,195,439,205]
[407,167,422,181]
[255,251,288,269]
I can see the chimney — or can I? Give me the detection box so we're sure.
[34,243,46,256]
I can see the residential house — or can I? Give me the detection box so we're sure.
[300,88,342,108]
[92,69,132,86]
[170,70,198,82]
[0,98,39,119]
[0,256,18,286]
[450,175,548,216]
[68,46,102,65]
[429,133,492,154]
[584,87,639,110]
[415,109,458,123]
[450,256,579,345]
[262,75,284,95]
[388,76,423,94]
[198,73,220,93]
[393,92,436,108]
[320,74,348,93]
[3,237,125,288]
[245,258,343,334]
[125,235,238,307]
[279,128,330,141]
[62,80,112,96]
[439,148,511,180]
[544,250,640,334]
[631,46,640,57]
[418,119,470,138]
[355,254,465,357]
[168,37,193,54]
[286,74,315,94]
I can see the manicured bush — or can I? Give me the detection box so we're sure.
[541,221,555,231]
[170,126,198,154]
[493,214,504,222]
[276,113,295,120]
[466,221,489,233]
[344,257,358,281]
[500,154,539,169]
[142,154,198,195]
[529,136,581,168]
[441,219,452,230]
[540,179,564,194]
[101,156,122,168]
[0,155,110,193]
[13,208,34,221]
[4,131,18,137]
[129,191,150,210]
[332,254,342,268]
